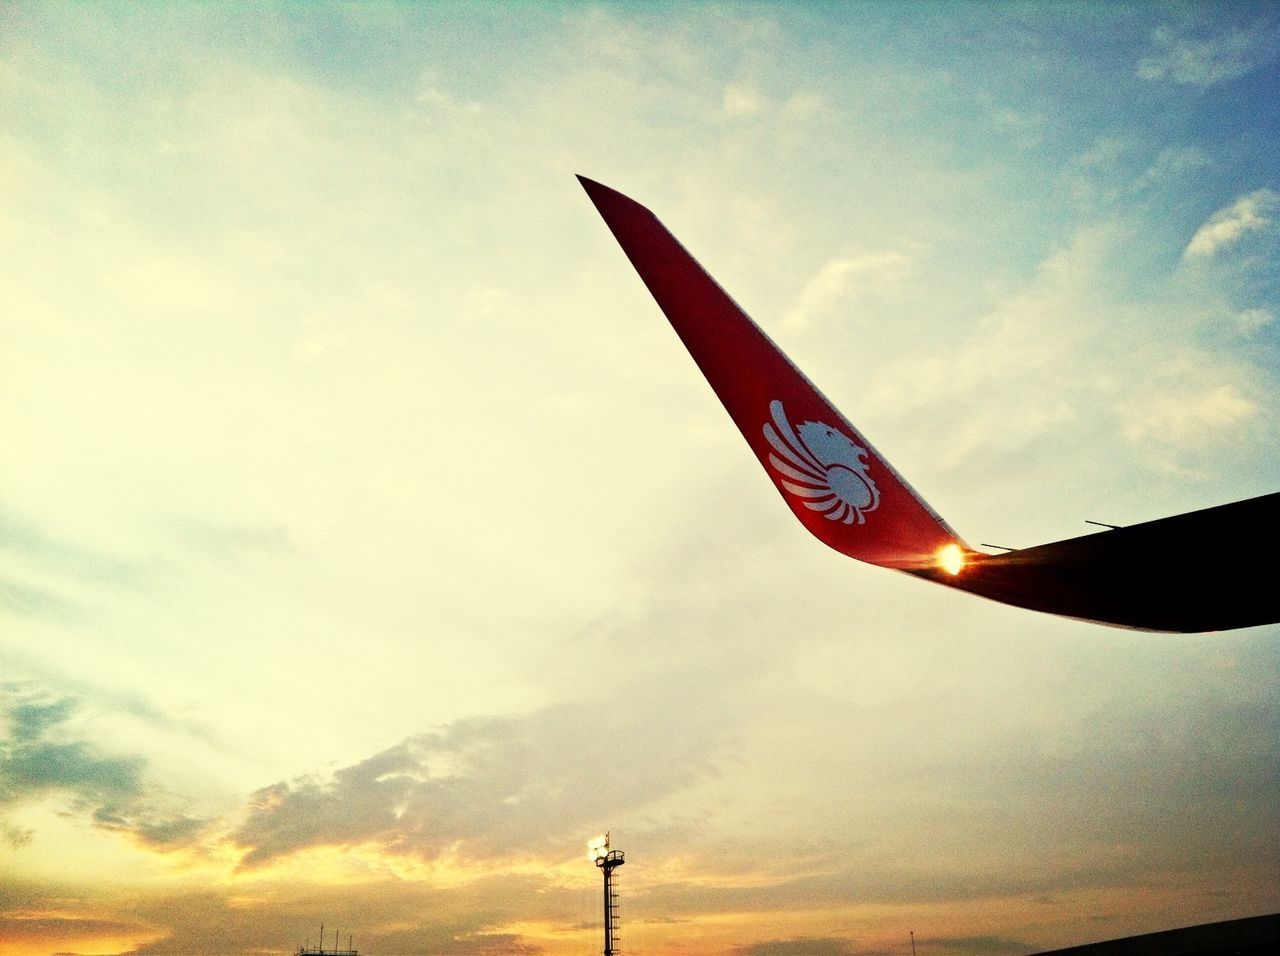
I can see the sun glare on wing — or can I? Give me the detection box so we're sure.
[938,543,964,576]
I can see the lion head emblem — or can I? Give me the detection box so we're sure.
[763,399,880,524]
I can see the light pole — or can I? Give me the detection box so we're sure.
[588,833,625,956]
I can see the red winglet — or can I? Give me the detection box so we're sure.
[580,175,965,571]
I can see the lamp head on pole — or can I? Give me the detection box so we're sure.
[587,833,609,862]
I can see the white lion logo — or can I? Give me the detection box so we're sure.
[763,399,880,525]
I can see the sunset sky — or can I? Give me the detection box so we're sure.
[2,2,1279,954]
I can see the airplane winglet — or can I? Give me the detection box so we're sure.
[581,175,1280,631]
[579,175,966,572]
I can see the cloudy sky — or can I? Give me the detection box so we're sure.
[2,2,1279,954]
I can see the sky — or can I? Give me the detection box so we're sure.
[2,2,1279,954]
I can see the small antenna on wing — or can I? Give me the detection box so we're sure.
[1084,520,1122,529]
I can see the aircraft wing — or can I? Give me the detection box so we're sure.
[915,492,1280,632]
[579,175,1280,633]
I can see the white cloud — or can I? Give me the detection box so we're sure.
[860,227,1115,472]
[722,83,823,120]
[723,82,765,116]
[781,91,823,120]
[1133,145,1209,191]
[991,107,1046,151]
[1183,188,1279,258]
[782,251,915,331]
[414,74,482,114]
[1116,380,1257,455]
[1235,307,1275,334]
[1137,23,1273,88]
[848,219,1280,498]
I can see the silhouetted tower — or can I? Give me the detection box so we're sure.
[296,923,357,956]
[588,832,625,956]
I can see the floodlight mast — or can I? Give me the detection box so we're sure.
[588,832,625,956]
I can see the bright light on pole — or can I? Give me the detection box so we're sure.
[587,834,609,862]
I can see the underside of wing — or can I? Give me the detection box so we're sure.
[913,493,1280,632]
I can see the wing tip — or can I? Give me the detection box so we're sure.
[576,174,655,221]
[576,173,607,200]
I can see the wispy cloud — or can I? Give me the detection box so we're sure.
[1183,188,1279,259]
[1234,307,1274,334]
[0,579,76,618]
[1137,22,1276,88]
[860,227,1110,472]
[1116,381,1257,461]
[231,697,724,869]
[0,695,145,809]
[783,252,915,332]
[723,82,766,116]
[1132,146,1210,191]
[721,82,824,121]
[415,71,483,114]
[0,513,141,622]
[4,821,34,847]
[0,686,210,852]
